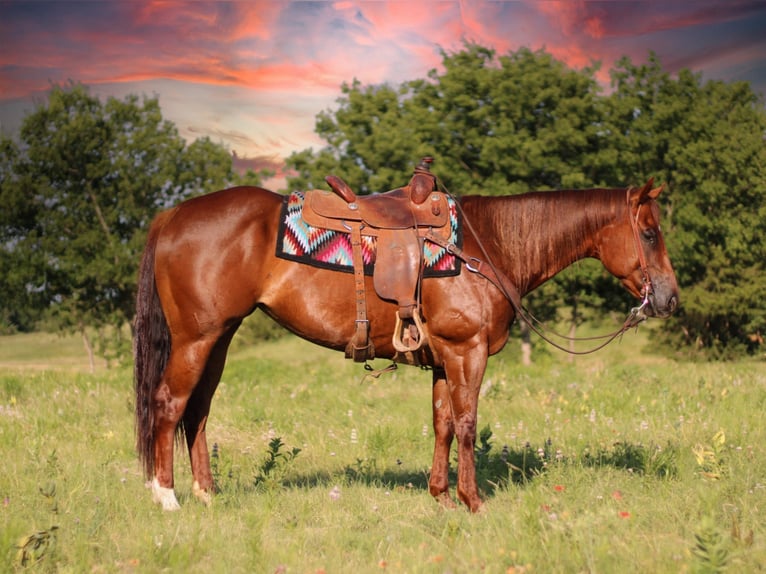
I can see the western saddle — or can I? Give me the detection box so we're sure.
[301,157,453,362]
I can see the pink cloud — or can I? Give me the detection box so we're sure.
[1,0,764,159]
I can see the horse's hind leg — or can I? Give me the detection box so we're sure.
[151,337,218,510]
[183,324,240,505]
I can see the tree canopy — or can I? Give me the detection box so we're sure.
[0,84,242,357]
[286,44,766,358]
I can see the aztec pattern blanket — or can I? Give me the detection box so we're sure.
[276,191,462,277]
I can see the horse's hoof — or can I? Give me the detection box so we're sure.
[151,477,181,511]
[457,490,484,513]
[434,492,457,510]
[466,498,485,513]
[471,501,487,514]
[192,481,212,506]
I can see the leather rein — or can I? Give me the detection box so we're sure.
[425,187,655,356]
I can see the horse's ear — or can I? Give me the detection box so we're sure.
[634,178,664,204]
[648,182,665,200]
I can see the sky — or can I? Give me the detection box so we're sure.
[1,1,765,178]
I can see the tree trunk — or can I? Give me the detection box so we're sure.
[81,326,95,374]
[520,321,532,366]
[568,298,578,363]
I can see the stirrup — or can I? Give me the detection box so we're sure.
[392,310,427,353]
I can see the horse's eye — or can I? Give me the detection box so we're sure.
[643,229,658,245]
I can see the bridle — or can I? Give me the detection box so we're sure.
[425,186,656,356]
[627,188,654,318]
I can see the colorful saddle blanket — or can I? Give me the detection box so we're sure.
[276,191,461,277]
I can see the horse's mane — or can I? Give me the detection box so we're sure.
[461,188,624,294]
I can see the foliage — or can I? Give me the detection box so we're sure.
[253,436,301,491]
[0,83,238,349]
[605,55,766,357]
[15,482,59,567]
[285,44,766,357]
[692,516,730,574]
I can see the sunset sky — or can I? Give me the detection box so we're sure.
[1,1,765,174]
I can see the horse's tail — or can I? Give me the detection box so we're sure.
[133,209,174,480]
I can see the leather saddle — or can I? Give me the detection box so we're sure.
[301,157,451,362]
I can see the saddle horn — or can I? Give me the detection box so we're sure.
[325,175,357,203]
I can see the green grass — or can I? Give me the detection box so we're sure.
[1,326,765,572]
[0,332,100,372]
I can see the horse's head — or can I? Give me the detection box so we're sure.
[599,179,679,318]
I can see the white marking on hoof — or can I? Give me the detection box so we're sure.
[192,480,212,506]
[151,477,181,511]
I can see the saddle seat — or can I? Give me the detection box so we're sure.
[303,181,449,232]
[300,158,451,363]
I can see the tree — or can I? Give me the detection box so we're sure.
[605,55,766,357]
[0,83,237,364]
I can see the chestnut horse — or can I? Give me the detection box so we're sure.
[134,179,678,512]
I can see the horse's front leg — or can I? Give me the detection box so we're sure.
[429,368,456,508]
[443,347,488,513]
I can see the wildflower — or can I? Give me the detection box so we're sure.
[554,485,565,492]
[612,490,623,501]
[619,511,631,519]
[329,486,341,501]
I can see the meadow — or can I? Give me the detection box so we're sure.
[1,322,765,573]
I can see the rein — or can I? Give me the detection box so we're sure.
[427,185,654,356]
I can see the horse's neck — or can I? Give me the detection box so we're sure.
[465,189,621,296]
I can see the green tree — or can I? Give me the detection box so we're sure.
[605,55,766,357]
[0,83,237,363]
[288,44,611,196]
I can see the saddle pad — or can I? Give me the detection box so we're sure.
[276,191,462,277]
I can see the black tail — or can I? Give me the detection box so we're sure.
[133,211,173,480]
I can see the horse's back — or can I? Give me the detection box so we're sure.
[170,185,282,222]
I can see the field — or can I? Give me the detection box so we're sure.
[1,322,765,573]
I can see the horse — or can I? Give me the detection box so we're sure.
[133,178,679,513]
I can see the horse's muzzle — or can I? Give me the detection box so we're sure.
[647,292,679,318]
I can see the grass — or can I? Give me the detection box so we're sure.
[1,323,765,573]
